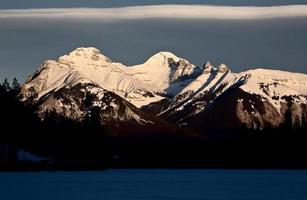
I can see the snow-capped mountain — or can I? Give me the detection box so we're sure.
[22,47,307,135]
[160,66,307,131]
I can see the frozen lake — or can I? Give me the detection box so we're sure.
[0,169,307,200]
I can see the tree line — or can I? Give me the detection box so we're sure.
[0,78,108,170]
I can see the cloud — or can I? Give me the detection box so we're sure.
[1,5,307,20]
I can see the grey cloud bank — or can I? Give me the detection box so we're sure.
[1,0,307,9]
[2,5,307,20]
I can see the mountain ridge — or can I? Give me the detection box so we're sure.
[22,47,307,136]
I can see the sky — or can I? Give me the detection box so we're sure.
[1,1,307,82]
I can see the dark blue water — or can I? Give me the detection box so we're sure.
[0,170,307,200]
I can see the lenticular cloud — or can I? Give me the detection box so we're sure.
[1,5,307,20]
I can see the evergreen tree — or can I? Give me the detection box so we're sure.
[25,86,38,105]
[12,78,20,91]
[2,78,11,91]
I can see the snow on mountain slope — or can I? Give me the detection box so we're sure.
[36,82,151,125]
[22,47,307,131]
[128,52,200,96]
[158,62,240,117]
[179,62,230,94]
[23,48,163,108]
[239,68,307,111]
[23,47,203,108]
[155,62,307,130]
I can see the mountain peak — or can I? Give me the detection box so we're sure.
[71,47,101,54]
[202,61,213,73]
[154,51,179,59]
[204,61,212,68]
[218,63,229,73]
[68,47,102,58]
[145,51,181,67]
[59,47,112,65]
[202,62,229,74]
